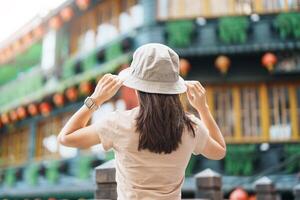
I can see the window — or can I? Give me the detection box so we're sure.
[240,87,261,137]
[0,126,29,167]
[70,0,142,55]
[213,87,235,137]
[156,0,300,20]
[35,113,76,160]
[268,86,292,140]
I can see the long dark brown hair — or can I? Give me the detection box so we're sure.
[135,91,195,154]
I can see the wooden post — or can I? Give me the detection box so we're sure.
[254,176,276,200]
[194,168,222,200]
[294,183,300,200]
[94,159,117,200]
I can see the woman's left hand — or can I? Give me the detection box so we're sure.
[91,73,123,105]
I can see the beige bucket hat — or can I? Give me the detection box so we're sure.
[118,43,187,94]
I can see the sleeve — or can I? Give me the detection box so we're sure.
[94,111,118,151]
[189,115,210,155]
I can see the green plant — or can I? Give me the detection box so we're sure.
[46,161,60,184]
[185,155,197,177]
[166,20,194,48]
[76,156,93,179]
[62,57,76,79]
[83,50,97,71]
[225,144,256,176]
[284,144,300,173]
[4,168,16,187]
[274,12,300,40]
[24,164,39,186]
[219,16,249,44]
[105,41,123,62]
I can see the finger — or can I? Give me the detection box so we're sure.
[103,78,119,90]
[196,82,205,93]
[195,82,204,93]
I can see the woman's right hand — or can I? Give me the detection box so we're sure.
[185,81,208,112]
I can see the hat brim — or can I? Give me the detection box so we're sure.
[118,68,187,94]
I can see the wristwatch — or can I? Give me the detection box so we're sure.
[84,96,99,111]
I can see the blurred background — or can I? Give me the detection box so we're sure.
[0,0,300,199]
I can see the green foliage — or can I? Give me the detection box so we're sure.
[24,164,39,186]
[4,168,16,187]
[76,156,93,179]
[14,42,42,71]
[0,65,18,85]
[83,50,97,71]
[219,16,249,44]
[46,161,60,184]
[105,41,123,62]
[0,42,42,85]
[0,67,43,106]
[274,12,300,40]
[225,144,256,176]
[185,155,197,177]
[62,57,76,79]
[166,20,194,48]
[284,144,300,173]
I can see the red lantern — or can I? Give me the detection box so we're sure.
[262,52,277,72]
[80,81,93,96]
[60,7,74,22]
[28,103,39,116]
[76,0,90,10]
[17,106,27,119]
[49,16,62,30]
[53,93,65,107]
[1,113,10,124]
[9,110,18,122]
[66,87,78,102]
[229,188,248,200]
[33,26,44,38]
[13,40,21,52]
[179,59,191,77]
[39,102,52,116]
[215,55,230,74]
[23,33,32,47]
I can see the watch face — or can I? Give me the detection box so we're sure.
[85,98,94,108]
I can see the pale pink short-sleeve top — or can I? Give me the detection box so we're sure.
[96,107,209,200]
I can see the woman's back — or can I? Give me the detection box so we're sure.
[96,107,209,200]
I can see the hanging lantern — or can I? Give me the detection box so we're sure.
[76,0,90,10]
[66,87,78,102]
[23,33,32,47]
[28,103,39,116]
[9,110,18,122]
[179,59,191,77]
[229,188,248,200]
[1,113,10,124]
[80,81,93,96]
[60,7,74,22]
[215,55,231,74]
[49,16,62,30]
[17,106,27,120]
[13,40,22,52]
[53,93,65,107]
[33,26,44,39]
[39,102,52,116]
[262,52,277,72]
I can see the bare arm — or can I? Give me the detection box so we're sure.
[57,74,123,148]
[186,81,226,160]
